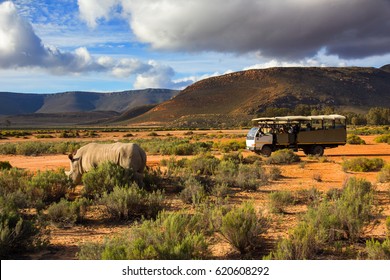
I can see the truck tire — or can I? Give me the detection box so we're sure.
[261,145,272,157]
[303,147,312,155]
[311,145,324,156]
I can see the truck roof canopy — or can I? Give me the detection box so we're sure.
[252,114,346,123]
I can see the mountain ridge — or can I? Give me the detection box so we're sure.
[129,66,390,126]
[0,89,179,116]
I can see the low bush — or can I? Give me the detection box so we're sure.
[387,216,390,236]
[0,161,12,170]
[136,138,212,156]
[346,134,366,145]
[336,177,374,241]
[160,157,187,176]
[0,141,82,156]
[82,161,134,198]
[374,134,390,144]
[187,154,220,176]
[342,157,385,172]
[297,187,322,206]
[365,239,390,260]
[220,202,267,254]
[78,211,208,260]
[0,209,43,259]
[378,164,390,183]
[46,198,90,227]
[268,177,374,259]
[268,220,323,260]
[268,166,282,180]
[179,177,206,205]
[211,183,230,198]
[214,160,238,186]
[236,163,267,191]
[221,152,244,165]
[35,134,54,139]
[0,130,31,137]
[213,140,246,153]
[59,130,80,138]
[28,169,73,207]
[266,149,301,165]
[269,191,295,213]
[100,183,164,220]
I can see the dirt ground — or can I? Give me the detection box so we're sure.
[1,131,389,259]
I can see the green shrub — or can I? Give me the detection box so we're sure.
[0,209,42,259]
[236,163,267,191]
[386,216,390,237]
[82,161,134,198]
[15,142,50,156]
[266,149,301,164]
[100,183,164,220]
[0,161,12,170]
[326,188,342,201]
[297,187,322,206]
[213,140,246,153]
[46,198,90,227]
[346,134,366,145]
[269,191,295,213]
[336,177,374,241]
[342,157,385,172]
[59,130,80,138]
[179,177,206,205]
[0,169,31,209]
[378,164,390,183]
[0,141,82,156]
[211,183,230,198]
[0,143,17,154]
[365,239,390,260]
[268,221,324,260]
[160,157,187,176]
[28,169,73,207]
[243,154,262,164]
[220,202,267,254]
[374,134,390,144]
[268,177,374,259]
[221,152,243,165]
[214,160,238,186]
[136,137,212,156]
[79,211,208,260]
[77,242,105,260]
[268,166,282,180]
[35,134,54,139]
[187,154,220,175]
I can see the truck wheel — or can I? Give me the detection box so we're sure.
[261,145,272,157]
[303,147,311,155]
[311,145,324,156]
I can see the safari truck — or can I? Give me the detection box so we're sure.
[246,114,347,157]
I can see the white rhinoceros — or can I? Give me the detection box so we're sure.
[66,142,147,185]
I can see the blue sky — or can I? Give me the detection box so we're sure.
[0,0,389,93]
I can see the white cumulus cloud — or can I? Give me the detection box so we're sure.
[0,1,186,89]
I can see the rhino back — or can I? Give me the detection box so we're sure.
[76,143,145,172]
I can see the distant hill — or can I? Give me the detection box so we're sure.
[129,66,390,127]
[0,89,179,116]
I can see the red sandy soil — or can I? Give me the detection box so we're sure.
[1,132,389,259]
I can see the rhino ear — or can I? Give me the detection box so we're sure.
[68,154,74,161]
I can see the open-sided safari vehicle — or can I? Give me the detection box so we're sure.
[246,114,347,157]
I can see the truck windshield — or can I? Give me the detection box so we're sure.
[247,127,259,140]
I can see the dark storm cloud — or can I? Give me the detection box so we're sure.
[80,0,390,60]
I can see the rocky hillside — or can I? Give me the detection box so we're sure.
[130,66,390,126]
